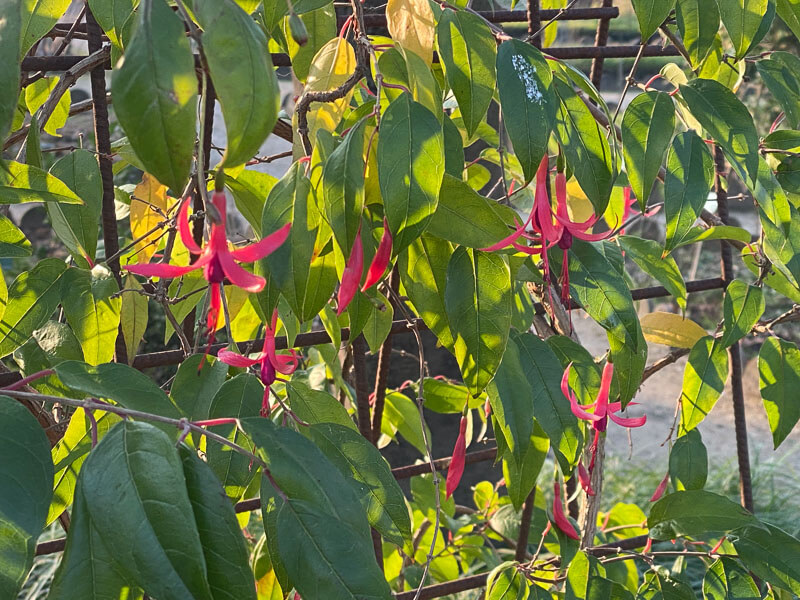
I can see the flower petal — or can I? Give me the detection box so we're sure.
[445,416,467,499]
[578,460,595,496]
[337,232,364,315]
[178,197,203,254]
[608,412,647,428]
[217,349,261,368]
[218,250,267,292]
[230,222,292,263]
[552,481,580,540]
[650,472,670,502]
[125,260,202,279]
[361,218,392,291]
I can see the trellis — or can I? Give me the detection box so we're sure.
[7,1,755,598]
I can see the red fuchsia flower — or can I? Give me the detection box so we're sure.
[445,416,468,499]
[337,230,364,315]
[577,460,595,497]
[552,481,580,540]
[650,472,670,502]
[361,218,392,292]
[218,309,299,416]
[126,191,291,345]
[562,361,646,479]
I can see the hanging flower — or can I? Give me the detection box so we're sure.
[552,481,580,540]
[445,415,468,499]
[361,217,393,292]
[650,472,670,502]
[337,230,364,315]
[126,191,291,344]
[562,361,646,480]
[577,459,595,497]
[218,309,299,416]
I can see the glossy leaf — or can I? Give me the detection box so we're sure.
[87,0,137,50]
[679,79,759,185]
[621,91,675,210]
[112,0,196,193]
[486,562,529,600]
[496,40,557,183]
[309,422,412,546]
[24,75,70,136]
[0,0,20,142]
[0,214,31,257]
[437,9,496,137]
[675,0,720,67]
[663,131,715,254]
[619,236,687,310]
[488,335,534,463]
[170,354,228,422]
[385,0,435,65]
[718,0,772,60]
[61,267,122,366]
[377,93,445,253]
[19,0,71,57]
[0,396,53,598]
[363,292,393,353]
[194,0,279,168]
[79,421,214,600]
[283,4,336,83]
[502,422,549,511]
[608,327,648,408]
[720,280,764,347]
[631,0,675,40]
[227,170,278,236]
[757,52,800,128]
[777,0,800,42]
[179,447,257,600]
[703,558,760,600]
[669,429,707,491]
[641,312,707,348]
[120,274,149,363]
[0,258,68,358]
[0,161,83,205]
[286,380,356,430]
[647,490,759,540]
[445,247,512,396]
[681,336,729,432]
[733,524,800,595]
[759,337,800,449]
[638,567,695,600]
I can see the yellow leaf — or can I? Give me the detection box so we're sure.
[641,312,708,348]
[129,174,169,264]
[215,281,251,331]
[564,178,594,224]
[541,0,566,47]
[120,274,149,364]
[295,38,357,154]
[24,77,71,136]
[255,569,283,600]
[386,0,435,65]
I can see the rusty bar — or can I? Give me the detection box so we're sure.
[390,447,498,480]
[346,7,618,28]
[714,145,754,513]
[589,0,614,88]
[528,0,541,44]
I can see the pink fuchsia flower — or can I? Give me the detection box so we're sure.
[361,217,392,292]
[445,415,467,499]
[126,191,291,343]
[650,472,670,502]
[337,230,364,315]
[577,460,595,496]
[562,361,646,480]
[552,481,580,540]
[218,309,299,416]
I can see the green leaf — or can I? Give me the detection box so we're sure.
[0,396,54,598]
[13,321,83,397]
[276,499,393,600]
[720,280,764,347]
[437,8,495,138]
[608,327,648,408]
[676,0,720,67]
[206,374,263,502]
[777,0,800,42]
[120,275,147,363]
[376,45,442,122]
[261,163,336,322]
[669,429,707,491]
[703,558,760,600]
[87,0,137,50]
[488,336,534,463]
[717,0,772,60]
[496,39,557,184]
[760,205,800,289]
[377,93,445,253]
[679,79,759,185]
[638,567,695,600]
[227,170,278,236]
[0,258,68,358]
[445,247,512,396]
[757,52,800,128]
[777,154,800,194]
[179,447,257,600]
[309,422,412,546]
[397,234,456,351]
[547,335,602,406]
[563,240,641,351]
[733,524,800,595]
[322,119,366,254]
[381,390,430,456]
[422,378,482,413]
[54,360,182,420]
[61,267,122,366]
[258,480,290,593]
[0,0,21,142]
[79,421,214,600]
[170,353,229,422]
[663,131,715,254]
[24,75,70,136]
[282,4,336,83]
[48,408,120,526]
[426,174,516,248]
[669,225,751,250]
[486,562,529,600]
[194,0,279,168]
[501,422,549,511]
[759,337,800,449]
[47,150,103,266]
[621,91,675,210]
[47,476,140,599]
[0,213,30,257]
[554,77,614,214]
[0,161,83,204]
[681,336,729,432]
[112,0,196,192]
[647,490,760,540]
[19,0,71,57]
[443,113,465,177]
[619,236,687,311]
[363,292,393,353]
[285,380,356,431]
[630,0,675,40]
[513,332,583,474]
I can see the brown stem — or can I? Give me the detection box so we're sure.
[370,270,398,444]
[515,488,536,562]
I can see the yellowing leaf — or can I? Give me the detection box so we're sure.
[121,274,149,364]
[24,76,71,136]
[296,38,357,153]
[564,179,595,224]
[641,311,708,348]
[129,173,169,265]
[215,281,251,331]
[386,0,435,65]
